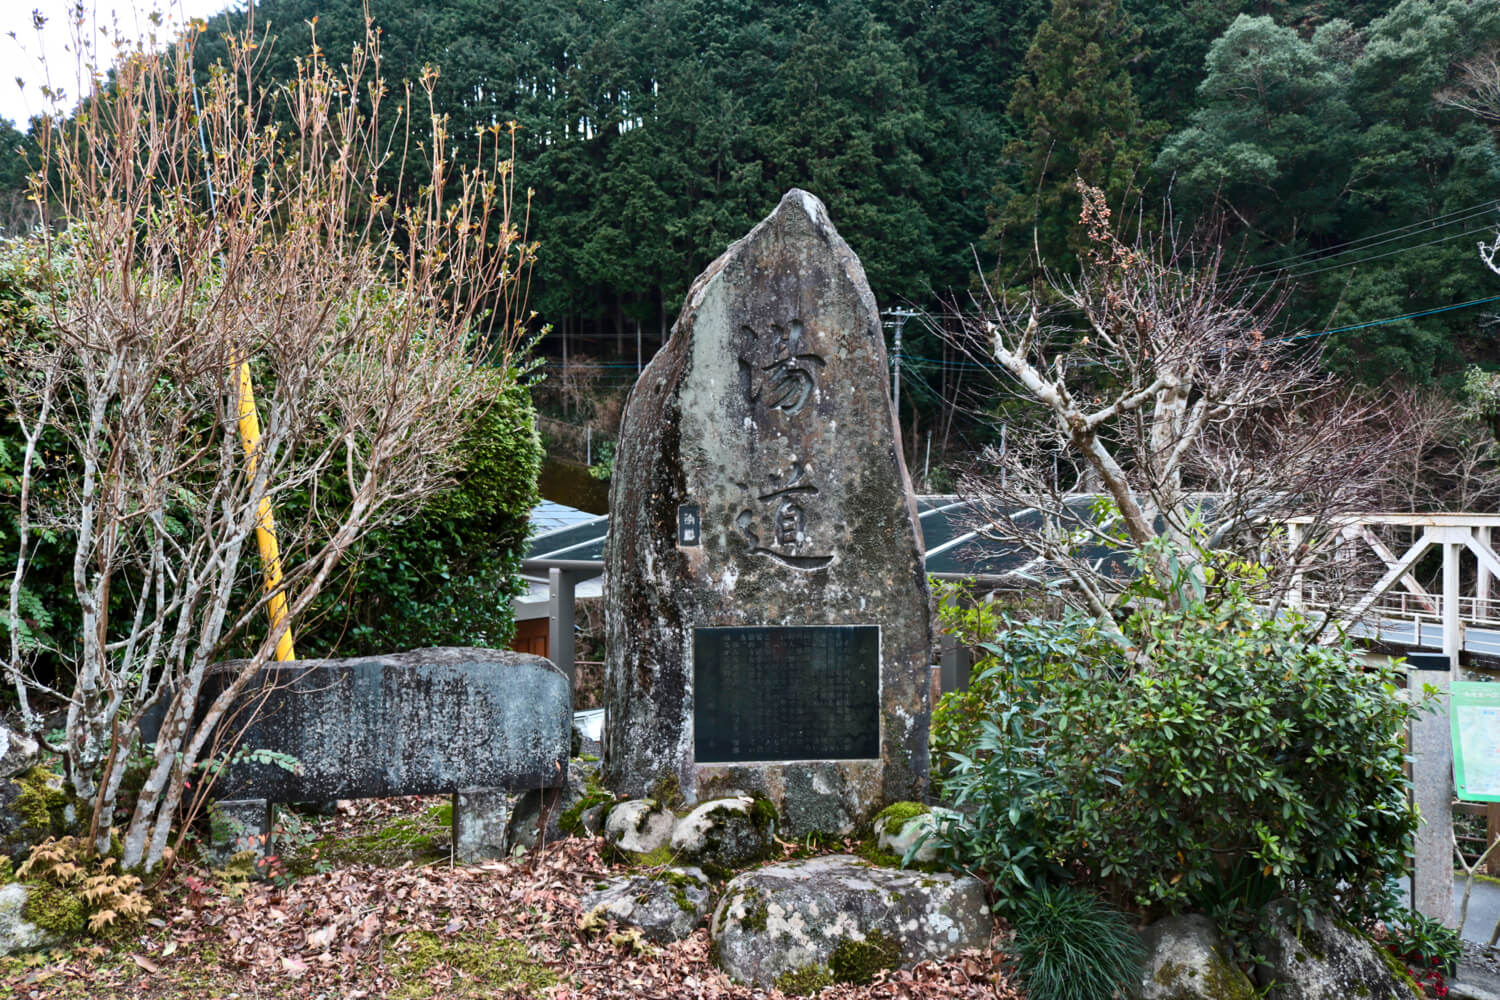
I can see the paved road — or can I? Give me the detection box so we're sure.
[1449,872,1500,945]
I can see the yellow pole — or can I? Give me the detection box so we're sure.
[235,359,296,661]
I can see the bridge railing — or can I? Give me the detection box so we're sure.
[1302,587,1500,631]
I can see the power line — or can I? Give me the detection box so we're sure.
[1256,223,1498,284]
[1294,293,1500,342]
[1239,199,1500,277]
[534,291,1500,376]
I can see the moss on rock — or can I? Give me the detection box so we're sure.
[559,792,614,835]
[874,801,927,837]
[647,774,684,810]
[828,930,902,985]
[19,880,87,937]
[775,963,835,995]
[1,767,77,859]
[306,803,452,869]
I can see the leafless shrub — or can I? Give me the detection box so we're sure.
[943,182,1422,618]
[1,19,535,870]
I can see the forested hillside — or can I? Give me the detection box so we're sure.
[2,0,1496,394]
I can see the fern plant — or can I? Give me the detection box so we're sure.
[17,836,152,937]
[1009,883,1144,1000]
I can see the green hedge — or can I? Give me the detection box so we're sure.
[294,372,542,656]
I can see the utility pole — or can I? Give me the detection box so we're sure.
[882,308,917,414]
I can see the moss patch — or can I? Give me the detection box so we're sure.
[3,767,76,855]
[828,931,902,985]
[612,843,677,869]
[559,792,614,835]
[750,796,778,832]
[1151,952,1256,1000]
[775,963,835,995]
[647,774,685,810]
[854,837,903,866]
[874,801,928,837]
[656,869,707,913]
[851,837,945,874]
[20,879,87,937]
[387,925,559,998]
[302,803,452,869]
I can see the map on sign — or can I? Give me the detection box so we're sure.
[1452,681,1500,802]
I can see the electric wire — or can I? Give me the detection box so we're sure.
[1237,199,1500,276]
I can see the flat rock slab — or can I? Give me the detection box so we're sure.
[1252,903,1419,1000]
[581,867,714,943]
[144,647,570,801]
[711,854,990,989]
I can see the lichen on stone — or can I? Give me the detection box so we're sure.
[735,887,768,933]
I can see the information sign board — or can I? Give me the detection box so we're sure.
[1452,681,1500,802]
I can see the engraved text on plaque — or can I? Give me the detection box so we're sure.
[693,625,879,762]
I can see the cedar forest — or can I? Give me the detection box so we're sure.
[2,0,1498,432]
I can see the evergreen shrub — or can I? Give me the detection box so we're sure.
[932,544,1419,932]
[294,369,543,656]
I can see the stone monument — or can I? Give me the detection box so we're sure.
[602,189,931,835]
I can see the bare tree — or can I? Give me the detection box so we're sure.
[1439,43,1500,127]
[1,21,535,870]
[945,182,1419,618]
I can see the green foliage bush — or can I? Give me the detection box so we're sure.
[930,588,1116,795]
[1384,909,1463,978]
[931,543,1418,934]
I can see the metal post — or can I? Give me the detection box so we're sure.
[1446,538,1462,667]
[547,568,579,688]
[923,431,931,485]
[1286,523,1304,612]
[1411,534,1462,925]
[1479,526,1493,620]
